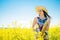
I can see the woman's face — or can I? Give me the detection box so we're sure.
[37,10,44,15]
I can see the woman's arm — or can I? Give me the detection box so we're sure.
[32,17,37,31]
[46,18,50,31]
[41,18,50,35]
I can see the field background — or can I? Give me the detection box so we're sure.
[0,24,60,40]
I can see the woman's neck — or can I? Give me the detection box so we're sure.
[39,15,45,19]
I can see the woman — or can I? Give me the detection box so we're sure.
[32,6,51,40]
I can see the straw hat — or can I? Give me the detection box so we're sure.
[36,6,48,13]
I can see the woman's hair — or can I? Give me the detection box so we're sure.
[43,10,51,18]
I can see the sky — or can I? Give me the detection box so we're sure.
[0,0,60,27]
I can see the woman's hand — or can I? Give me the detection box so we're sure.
[32,27,36,31]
